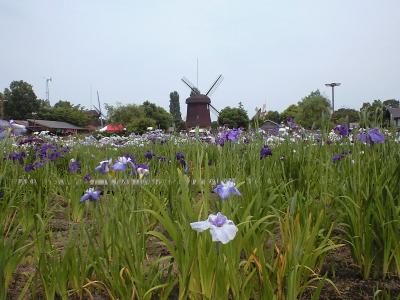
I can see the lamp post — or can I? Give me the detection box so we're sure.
[325,82,341,113]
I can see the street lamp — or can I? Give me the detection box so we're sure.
[325,82,341,113]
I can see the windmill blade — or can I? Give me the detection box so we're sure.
[96,91,104,127]
[96,91,103,115]
[209,103,220,115]
[205,74,223,96]
[181,77,200,94]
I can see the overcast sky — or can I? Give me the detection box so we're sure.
[1,0,399,119]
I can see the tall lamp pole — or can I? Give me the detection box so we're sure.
[325,82,341,113]
[45,77,52,102]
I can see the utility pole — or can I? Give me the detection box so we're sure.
[325,82,341,113]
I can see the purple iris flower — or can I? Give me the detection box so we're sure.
[190,212,238,244]
[260,145,272,159]
[112,156,134,171]
[213,180,241,200]
[332,154,344,163]
[286,117,298,129]
[357,132,367,143]
[83,173,91,182]
[124,153,135,162]
[357,128,385,144]
[176,152,185,160]
[24,164,35,172]
[48,152,61,161]
[226,129,241,142]
[216,137,225,146]
[69,159,80,173]
[8,151,26,164]
[144,151,154,160]
[80,188,101,203]
[9,120,27,135]
[334,124,348,136]
[61,146,70,154]
[95,159,112,174]
[368,128,385,144]
[33,161,44,169]
[134,163,150,179]
[179,159,189,175]
[157,155,167,162]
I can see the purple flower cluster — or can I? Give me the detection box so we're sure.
[144,151,154,160]
[69,159,81,173]
[332,150,352,163]
[286,117,298,129]
[357,128,385,144]
[260,145,272,159]
[334,124,349,136]
[8,151,26,164]
[216,128,243,145]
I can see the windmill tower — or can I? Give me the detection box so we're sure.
[181,75,223,128]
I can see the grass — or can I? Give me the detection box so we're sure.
[1,133,399,299]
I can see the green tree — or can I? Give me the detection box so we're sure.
[3,80,40,119]
[360,99,394,127]
[38,100,94,127]
[218,105,249,128]
[280,104,299,122]
[126,117,156,134]
[296,90,330,129]
[332,108,360,124]
[383,99,399,108]
[105,103,144,125]
[142,101,172,130]
[265,111,281,123]
[169,91,182,129]
[105,101,173,131]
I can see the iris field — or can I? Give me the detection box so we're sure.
[1,128,400,299]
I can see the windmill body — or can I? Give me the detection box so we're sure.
[181,75,223,129]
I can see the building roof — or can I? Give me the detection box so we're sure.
[388,107,400,119]
[27,119,85,130]
[260,120,281,130]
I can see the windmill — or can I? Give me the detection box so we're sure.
[181,74,223,128]
[92,91,105,127]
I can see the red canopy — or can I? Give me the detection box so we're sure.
[100,124,125,133]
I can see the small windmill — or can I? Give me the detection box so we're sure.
[255,104,267,120]
[181,74,223,128]
[92,91,105,127]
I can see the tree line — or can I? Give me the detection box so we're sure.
[1,80,398,131]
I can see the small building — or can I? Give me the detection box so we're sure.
[260,120,281,131]
[27,119,87,135]
[388,107,400,128]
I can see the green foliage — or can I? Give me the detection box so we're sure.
[3,80,40,120]
[142,101,172,130]
[296,90,331,129]
[359,99,392,127]
[218,104,249,128]
[332,108,360,125]
[169,91,182,129]
[382,99,399,108]
[280,104,299,122]
[127,117,156,134]
[38,100,95,127]
[265,110,281,123]
[105,103,143,125]
[106,101,173,132]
